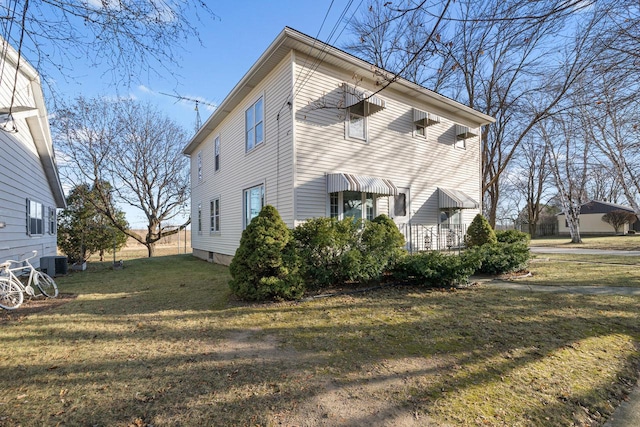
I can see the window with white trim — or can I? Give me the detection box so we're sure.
[330,192,375,221]
[197,203,202,234]
[347,108,366,140]
[244,184,264,228]
[214,135,220,171]
[210,198,220,233]
[245,96,264,151]
[197,151,203,183]
[26,199,44,236]
[415,123,426,138]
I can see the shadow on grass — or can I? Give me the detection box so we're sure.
[2,257,640,426]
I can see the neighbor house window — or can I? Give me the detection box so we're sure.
[214,136,220,171]
[347,108,366,140]
[48,207,56,235]
[245,96,264,151]
[244,184,264,228]
[210,198,220,233]
[197,151,203,183]
[26,199,44,236]
[197,203,202,234]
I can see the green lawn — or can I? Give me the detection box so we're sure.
[531,235,640,250]
[1,254,639,426]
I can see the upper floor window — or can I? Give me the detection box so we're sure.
[214,136,220,171]
[26,199,44,236]
[348,109,366,140]
[197,151,203,182]
[246,96,264,151]
[455,125,477,150]
[413,109,439,139]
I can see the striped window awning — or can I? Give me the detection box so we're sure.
[343,83,385,116]
[456,124,478,140]
[438,187,479,209]
[327,173,398,196]
[413,108,440,127]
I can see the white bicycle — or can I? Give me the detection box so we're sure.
[0,251,58,310]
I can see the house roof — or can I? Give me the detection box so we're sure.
[1,38,66,208]
[557,200,637,216]
[183,27,496,155]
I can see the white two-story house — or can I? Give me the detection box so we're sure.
[184,27,494,265]
[0,38,66,267]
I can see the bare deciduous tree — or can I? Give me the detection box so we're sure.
[601,210,638,235]
[54,96,190,257]
[0,0,216,93]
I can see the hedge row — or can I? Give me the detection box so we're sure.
[229,208,531,301]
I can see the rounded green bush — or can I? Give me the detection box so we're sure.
[229,205,303,301]
[465,214,497,248]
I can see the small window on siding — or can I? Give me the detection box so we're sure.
[48,207,57,235]
[347,108,366,140]
[26,199,44,236]
[197,151,203,183]
[214,136,220,171]
[210,198,220,233]
[197,203,202,234]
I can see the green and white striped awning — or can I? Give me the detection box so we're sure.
[438,187,479,209]
[327,173,398,196]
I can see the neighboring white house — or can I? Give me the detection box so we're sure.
[0,39,66,267]
[184,27,495,265]
[558,200,640,235]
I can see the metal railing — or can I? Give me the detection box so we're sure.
[397,223,467,254]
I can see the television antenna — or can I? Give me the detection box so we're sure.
[159,92,217,132]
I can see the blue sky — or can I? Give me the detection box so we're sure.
[47,1,365,227]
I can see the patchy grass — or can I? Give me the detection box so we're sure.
[523,259,640,287]
[531,235,640,250]
[0,255,639,426]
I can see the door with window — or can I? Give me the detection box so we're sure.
[391,187,410,225]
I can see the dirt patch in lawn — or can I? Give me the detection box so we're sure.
[0,293,76,323]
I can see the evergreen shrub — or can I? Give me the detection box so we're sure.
[393,251,481,287]
[464,214,497,248]
[495,229,530,244]
[229,205,303,301]
[468,242,531,275]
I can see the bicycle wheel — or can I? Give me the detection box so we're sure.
[0,277,24,310]
[35,272,58,298]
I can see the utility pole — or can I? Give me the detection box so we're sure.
[159,92,217,133]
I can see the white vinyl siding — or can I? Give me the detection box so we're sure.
[188,53,295,257]
[293,55,482,227]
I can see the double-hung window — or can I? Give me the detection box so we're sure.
[347,108,366,140]
[243,184,264,228]
[214,136,220,171]
[197,203,202,234]
[197,151,203,183]
[26,199,44,236]
[210,198,220,233]
[245,96,264,151]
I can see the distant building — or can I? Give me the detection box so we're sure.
[184,27,494,265]
[557,200,640,235]
[0,38,65,267]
